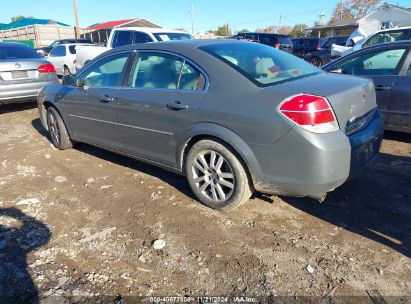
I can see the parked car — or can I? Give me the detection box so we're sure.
[231,32,293,53]
[361,26,411,49]
[0,42,58,105]
[291,37,325,58]
[332,27,411,58]
[75,27,193,70]
[47,43,92,76]
[38,40,383,210]
[323,40,411,134]
[304,36,348,67]
[36,39,93,56]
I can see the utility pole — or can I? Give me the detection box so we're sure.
[191,2,194,35]
[318,9,325,38]
[73,0,80,39]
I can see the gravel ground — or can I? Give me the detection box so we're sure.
[0,103,410,304]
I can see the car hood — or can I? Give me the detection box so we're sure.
[261,72,377,131]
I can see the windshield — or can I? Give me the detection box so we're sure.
[200,41,320,86]
[0,44,41,59]
[153,33,193,41]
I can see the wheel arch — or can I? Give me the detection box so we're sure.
[39,100,64,132]
[178,123,261,188]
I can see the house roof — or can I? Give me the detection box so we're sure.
[83,18,161,31]
[308,18,359,31]
[83,19,135,31]
[0,18,69,31]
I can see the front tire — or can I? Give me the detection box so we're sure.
[46,107,73,150]
[185,139,252,210]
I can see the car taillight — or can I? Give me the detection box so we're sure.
[278,93,339,133]
[316,44,321,50]
[275,43,281,49]
[37,63,56,73]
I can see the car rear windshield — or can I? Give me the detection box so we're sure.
[153,33,193,41]
[200,42,320,86]
[278,36,292,45]
[0,44,41,59]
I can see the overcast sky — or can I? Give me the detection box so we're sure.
[0,0,409,33]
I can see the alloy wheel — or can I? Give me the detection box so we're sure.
[48,112,60,146]
[191,150,235,202]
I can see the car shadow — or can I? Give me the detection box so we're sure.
[384,130,411,144]
[31,117,410,257]
[281,152,411,259]
[0,102,37,114]
[0,207,51,303]
[31,118,196,201]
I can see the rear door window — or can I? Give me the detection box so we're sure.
[134,32,153,43]
[51,46,66,57]
[335,48,407,76]
[278,36,292,45]
[129,52,204,91]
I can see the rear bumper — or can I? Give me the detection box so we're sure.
[250,108,383,198]
[0,80,58,104]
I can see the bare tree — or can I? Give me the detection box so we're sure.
[328,0,381,24]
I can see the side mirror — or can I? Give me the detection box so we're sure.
[62,74,78,86]
[330,68,342,74]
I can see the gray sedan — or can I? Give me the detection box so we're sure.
[37,40,383,210]
[0,42,58,105]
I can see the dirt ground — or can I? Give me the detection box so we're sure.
[0,103,410,304]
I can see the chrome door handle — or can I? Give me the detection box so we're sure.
[100,95,114,103]
[166,101,188,110]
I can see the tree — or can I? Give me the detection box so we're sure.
[11,15,33,22]
[328,0,381,24]
[215,24,231,36]
[278,26,292,35]
[289,24,308,37]
[238,29,250,33]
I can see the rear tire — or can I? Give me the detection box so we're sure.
[310,56,323,67]
[185,139,252,211]
[46,107,73,150]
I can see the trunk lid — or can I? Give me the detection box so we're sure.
[263,72,377,132]
[0,58,51,84]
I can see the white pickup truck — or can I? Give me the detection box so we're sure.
[75,27,193,70]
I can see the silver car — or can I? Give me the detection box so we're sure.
[37,40,383,210]
[0,42,58,105]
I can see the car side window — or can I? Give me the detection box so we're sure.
[80,53,130,88]
[179,61,205,91]
[113,31,133,48]
[134,32,153,43]
[129,52,204,91]
[51,46,66,57]
[334,48,406,76]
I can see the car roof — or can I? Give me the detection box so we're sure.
[360,40,411,49]
[372,26,411,34]
[0,42,32,48]
[59,43,93,46]
[115,27,190,34]
[238,32,289,36]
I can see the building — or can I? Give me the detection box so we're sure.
[81,18,161,44]
[309,3,411,37]
[0,18,75,47]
